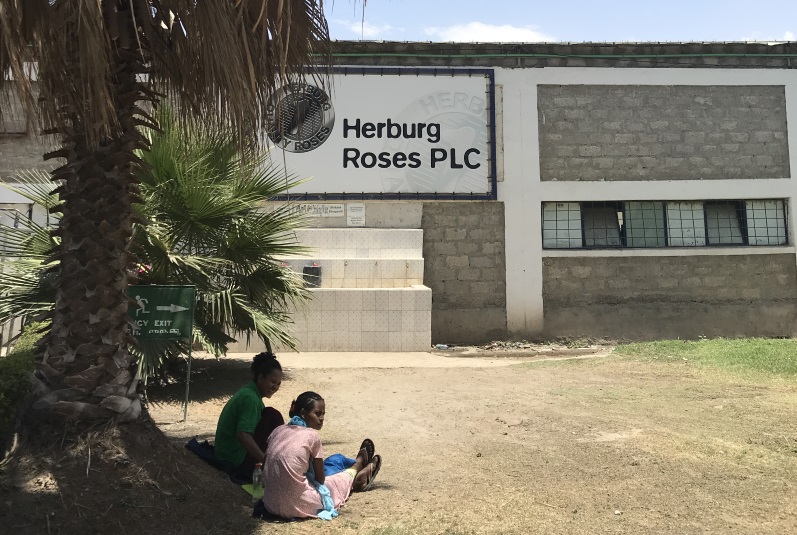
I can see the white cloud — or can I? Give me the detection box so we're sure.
[740,31,795,44]
[335,19,394,39]
[424,22,555,43]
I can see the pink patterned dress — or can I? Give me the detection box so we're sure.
[261,424,354,519]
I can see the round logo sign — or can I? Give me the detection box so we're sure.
[266,83,335,153]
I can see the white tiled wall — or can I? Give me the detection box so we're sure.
[285,287,432,352]
[279,258,424,288]
[291,229,423,259]
[240,228,433,353]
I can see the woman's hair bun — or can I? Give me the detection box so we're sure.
[253,351,276,361]
[251,351,282,378]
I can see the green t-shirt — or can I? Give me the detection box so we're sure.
[214,382,264,467]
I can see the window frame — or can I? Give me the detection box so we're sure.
[541,199,789,250]
[703,200,749,247]
[580,201,626,249]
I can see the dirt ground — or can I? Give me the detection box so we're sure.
[4,350,796,534]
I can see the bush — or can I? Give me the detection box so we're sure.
[11,321,47,354]
[0,322,46,438]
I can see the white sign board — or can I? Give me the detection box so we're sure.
[292,203,345,217]
[267,73,491,195]
[347,203,366,227]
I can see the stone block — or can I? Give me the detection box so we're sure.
[481,242,503,255]
[446,255,470,268]
[469,256,495,269]
[445,228,467,241]
[470,281,503,295]
[431,242,458,255]
[480,267,503,281]
[457,241,479,255]
[570,266,592,278]
[467,228,493,241]
[423,227,444,241]
[752,131,775,143]
[457,268,482,281]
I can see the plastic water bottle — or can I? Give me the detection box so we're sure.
[251,463,264,504]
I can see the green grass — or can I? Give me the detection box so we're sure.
[0,322,46,436]
[517,355,601,370]
[615,338,797,377]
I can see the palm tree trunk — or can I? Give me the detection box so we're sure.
[33,4,152,422]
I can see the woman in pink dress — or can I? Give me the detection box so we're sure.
[261,391,382,519]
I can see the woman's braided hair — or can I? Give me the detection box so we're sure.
[289,391,324,418]
[250,352,281,381]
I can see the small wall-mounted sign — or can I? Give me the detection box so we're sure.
[292,203,345,217]
[347,203,366,227]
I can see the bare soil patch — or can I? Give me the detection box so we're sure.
[4,352,796,534]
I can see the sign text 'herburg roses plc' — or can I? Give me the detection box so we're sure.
[266,72,492,195]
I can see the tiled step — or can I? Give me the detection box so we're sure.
[228,286,432,353]
[292,228,423,259]
[279,258,424,288]
[229,227,431,353]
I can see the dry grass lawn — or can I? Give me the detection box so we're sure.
[140,349,797,535]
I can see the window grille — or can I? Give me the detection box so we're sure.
[705,201,745,245]
[542,199,788,249]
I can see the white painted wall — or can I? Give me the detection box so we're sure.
[497,71,544,334]
[496,67,797,337]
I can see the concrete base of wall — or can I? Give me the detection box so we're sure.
[432,308,507,344]
[543,302,797,341]
[541,253,797,341]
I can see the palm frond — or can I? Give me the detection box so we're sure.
[130,338,188,386]
[0,169,61,211]
[1,101,313,380]
[0,261,55,322]
[148,0,331,145]
[192,323,236,358]
[0,219,55,259]
[2,1,330,147]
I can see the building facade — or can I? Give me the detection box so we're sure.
[3,42,797,343]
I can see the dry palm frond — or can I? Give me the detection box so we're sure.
[0,0,331,146]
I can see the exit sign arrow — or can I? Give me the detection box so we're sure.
[156,304,190,313]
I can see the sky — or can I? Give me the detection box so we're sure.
[324,0,797,43]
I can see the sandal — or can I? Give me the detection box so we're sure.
[358,438,375,464]
[361,454,382,492]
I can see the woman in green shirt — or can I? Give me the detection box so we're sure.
[214,352,284,481]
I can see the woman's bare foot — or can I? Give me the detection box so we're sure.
[353,454,382,492]
[353,446,369,472]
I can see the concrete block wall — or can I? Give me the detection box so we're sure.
[542,254,797,339]
[0,135,57,180]
[538,85,790,181]
[0,84,60,181]
[421,201,507,344]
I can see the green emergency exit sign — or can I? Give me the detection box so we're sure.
[128,285,195,339]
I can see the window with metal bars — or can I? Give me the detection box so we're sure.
[542,199,788,249]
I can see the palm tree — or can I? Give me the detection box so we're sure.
[0,110,311,386]
[0,1,329,421]
[134,108,311,382]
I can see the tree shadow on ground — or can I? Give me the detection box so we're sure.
[146,355,299,407]
[2,418,260,535]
